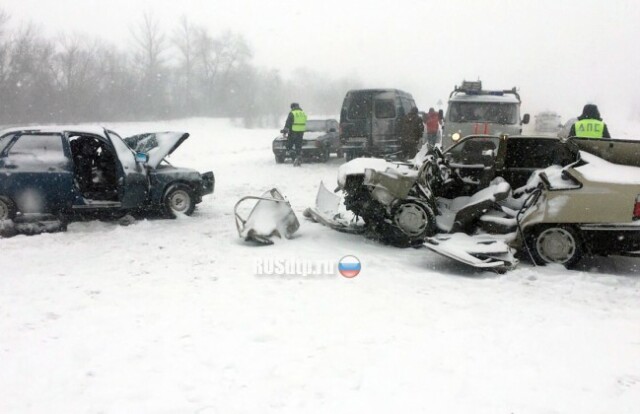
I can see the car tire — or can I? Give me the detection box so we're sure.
[345,151,357,162]
[337,149,344,159]
[0,196,17,221]
[529,225,584,268]
[391,201,436,243]
[162,184,196,218]
[275,154,285,164]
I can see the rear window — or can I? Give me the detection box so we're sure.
[374,100,396,119]
[305,120,327,132]
[346,94,372,120]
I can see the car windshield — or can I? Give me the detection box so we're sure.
[305,120,327,132]
[448,102,518,124]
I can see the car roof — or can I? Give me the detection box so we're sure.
[346,88,413,98]
[0,125,109,138]
[449,94,520,103]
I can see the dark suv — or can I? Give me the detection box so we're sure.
[339,89,417,160]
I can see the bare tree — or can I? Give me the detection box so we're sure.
[130,12,168,118]
[171,15,197,115]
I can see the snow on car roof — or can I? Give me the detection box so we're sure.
[0,125,109,138]
[576,151,640,185]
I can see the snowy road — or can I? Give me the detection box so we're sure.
[1,118,639,413]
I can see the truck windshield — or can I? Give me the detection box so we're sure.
[448,102,518,124]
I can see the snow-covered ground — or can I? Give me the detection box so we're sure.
[1,118,639,413]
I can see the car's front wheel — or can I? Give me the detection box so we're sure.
[275,154,285,164]
[529,225,583,268]
[0,196,17,221]
[162,184,196,218]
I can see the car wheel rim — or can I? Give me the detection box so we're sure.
[394,203,429,237]
[0,200,9,220]
[536,227,576,264]
[169,190,191,213]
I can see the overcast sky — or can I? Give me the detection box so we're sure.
[3,0,640,124]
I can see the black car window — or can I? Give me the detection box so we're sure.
[504,139,575,169]
[374,99,396,119]
[6,134,67,166]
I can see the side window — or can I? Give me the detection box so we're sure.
[374,99,396,119]
[504,139,561,169]
[399,98,413,117]
[6,134,67,167]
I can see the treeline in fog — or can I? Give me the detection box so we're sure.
[0,10,360,127]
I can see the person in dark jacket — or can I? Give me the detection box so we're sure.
[282,102,307,165]
[400,107,424,159]
[569,104,611,138]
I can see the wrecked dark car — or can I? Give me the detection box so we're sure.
[272,119,341,163]
[306,134,640,270]
[0,127,214,232]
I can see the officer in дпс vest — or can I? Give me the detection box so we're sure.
[569,104,611,139]
[283,102,307,166]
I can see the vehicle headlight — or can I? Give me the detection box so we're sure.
[452,132,461,142]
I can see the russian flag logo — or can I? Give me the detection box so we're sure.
[338,255,361,278]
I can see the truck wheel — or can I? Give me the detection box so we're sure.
[337,149,344,159]
[529,225,583,268]
[275,154,285,164]
[0,196,17,221]
[163,184,196,218]
[345,151,357,162]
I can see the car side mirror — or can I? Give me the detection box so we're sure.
[135,152,149,164]
[438,109,444,120]
[522,114,530,125]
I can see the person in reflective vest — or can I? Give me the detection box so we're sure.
[283,102,307,165]
[569,104,611,139]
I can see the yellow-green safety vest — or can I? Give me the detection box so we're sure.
[574,119,604,139]
[291,109,307,132]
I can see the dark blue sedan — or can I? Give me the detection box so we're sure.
[0,126,214,223]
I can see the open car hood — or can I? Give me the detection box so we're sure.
[123,132,190,169]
